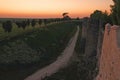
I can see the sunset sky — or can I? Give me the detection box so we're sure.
[0,0,113,18]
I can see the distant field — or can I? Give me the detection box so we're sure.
[0,18,60,41]
[0,20,79,80]
[0,23,35,41]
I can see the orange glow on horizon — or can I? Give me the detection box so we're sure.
[0,0,113,18]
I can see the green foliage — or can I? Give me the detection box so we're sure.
[90,10,110,22]
[0,22,76,64]
[31,19,36,27]
[2,20,13,32]
[110,0,120,25]
[43,24,98,80]
[0,40,41,64]
[90,10,112,27]
[43,61,79,80]
[90,10,103,20]
[0,22,35,41]
[0,21,77,80]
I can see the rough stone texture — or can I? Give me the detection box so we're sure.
[96,25,120,80]
[96,21,104,60]
[85,20,99,58]
[96,21,104,71]
[117,26,120,47]
[81,19,88,39]
[80,19,89,54]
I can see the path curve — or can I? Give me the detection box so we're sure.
[25,26,79,80]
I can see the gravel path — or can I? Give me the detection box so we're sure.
[24,26,79,80]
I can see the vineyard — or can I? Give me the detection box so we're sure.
[0,19,79,80]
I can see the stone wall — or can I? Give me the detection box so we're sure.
[80,19,101,79]
[96,24,120,80]
[84,19,99,58]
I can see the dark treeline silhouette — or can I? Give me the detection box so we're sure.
[15,20,28,29]
[31,19,36,27]
[38,19,42,25]
[110,0,120,25]
[2,20,12,32]
[90,0,120,26]
[90,10,112,30]
[1,18,73,33]
[62,13,71,20]
[21,21,27,29]
[26,19,30,26]
[43,19,47,25]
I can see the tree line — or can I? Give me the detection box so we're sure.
[0,18,71,33]
[89,0,120,26]
[110,0,120,25]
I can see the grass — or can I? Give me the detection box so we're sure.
[0,22,41,41]
[43,22,98,80]
[42,24,82,80]
[0,21,77,80]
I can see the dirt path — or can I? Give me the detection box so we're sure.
[24,26,79,80]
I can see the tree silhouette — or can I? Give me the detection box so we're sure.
[21,21,27,29]
[26,19,30,26]
[110,0,120,25]
[15,21,21,28]
[62,13,71,20]
[43,19,47,25]
[31,19,36,27]
[2,21,12,32]
[63,13,68,17]
[90,10,111,27]
[38,19,42,26]
[15,21,27,29]
[90,10,103,20]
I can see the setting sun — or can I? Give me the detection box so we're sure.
[0,0,113,18]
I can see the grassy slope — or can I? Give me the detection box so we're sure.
[42,24,82,80]
[0,21,77,80]
[0,23,35,41]
[43,22,97,80]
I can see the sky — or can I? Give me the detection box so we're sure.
[0,0,113,18]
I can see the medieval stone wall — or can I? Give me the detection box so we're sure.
[96,24,120,80]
